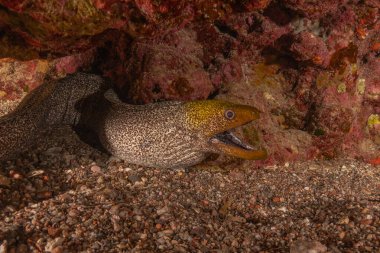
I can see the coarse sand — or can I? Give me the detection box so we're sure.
[0,127,379,252]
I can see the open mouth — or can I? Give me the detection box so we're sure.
[209,129,267,160]
[211,131,255,150]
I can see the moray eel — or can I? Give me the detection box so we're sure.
[0,73,267,168]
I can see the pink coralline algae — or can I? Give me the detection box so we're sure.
[283,0,348,19]
[0,58,48,101]
[123,30,214,103]
[289,32,329,66]
[0,0,379,164]
[0,50,95,113]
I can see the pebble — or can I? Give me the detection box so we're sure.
[51,246,63,253]
[27,170,45,178]
[44,147,63,155]
[367,234,375,240]
[157,206,169,216]
[158,229,173,237]
[0,241,6,253]
[36,191,53,200]
[128,173,142,184]
[0,174,11,187]
[97,176,104,184]
[231,239,239,247]
[68,209,79,217]
[112,215,121,232]
[45,237,64,252]
[290,240,327,253]
[338,216,350,225]
[360,219,373,225]
[230,216,246,223]
[48,227,61,237]
[109,204,120,215]
[17,244,28,253]
[272,196,284,203]
[90,165,102,174]
[10,170,23,179]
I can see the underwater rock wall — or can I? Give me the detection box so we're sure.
[0,0,378,164]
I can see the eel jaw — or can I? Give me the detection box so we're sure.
[209,131,267,160]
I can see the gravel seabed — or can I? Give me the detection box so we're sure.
[0,127,379,253]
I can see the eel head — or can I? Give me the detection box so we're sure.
[184,100,267,160]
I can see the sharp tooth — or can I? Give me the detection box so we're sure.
[228,132,244,144]
[210,138,219,144]
[210,130,256,151]
[227,131,255,150]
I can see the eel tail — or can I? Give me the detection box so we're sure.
[0,73,107,161]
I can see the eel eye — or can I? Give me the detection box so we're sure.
[224,109,235,120]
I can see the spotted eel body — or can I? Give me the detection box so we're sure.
[83,90,207,168]
[0,73,106,160]
[0,73,267,168]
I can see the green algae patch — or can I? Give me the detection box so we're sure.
[39,0,114,36]
[313,128,325,136]
[337,83,346,93]
[329,43,358,72]
[250,63,285,88]
[356,78,366,95]
[316,63,357,91]
[367,114,380,128]
[0,0,120,52]
[242,126,261,146]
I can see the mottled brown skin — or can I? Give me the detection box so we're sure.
[0,73,106,160]
[0,73,267,168]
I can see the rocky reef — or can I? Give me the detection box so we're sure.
[0,0,379,164]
